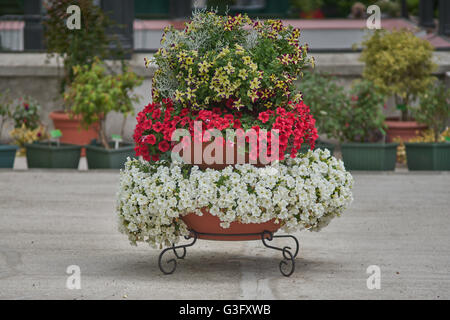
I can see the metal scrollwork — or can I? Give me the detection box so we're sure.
[157,230,299,277]
[158,232,198,275]
[261,230,299,277]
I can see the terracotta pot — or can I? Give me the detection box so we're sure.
[181,209,281,241]
[179,139,268,170]
[49,111,99,156]
[385,118,427,142]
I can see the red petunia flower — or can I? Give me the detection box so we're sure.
[158,140,170,152]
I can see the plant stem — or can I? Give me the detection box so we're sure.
[99,119,110,150]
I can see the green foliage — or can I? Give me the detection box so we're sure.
[291,0,323,13]
[44,0,126,94]
[335,80,386,143]
[299,72,348,139]
[11,97,42,130]
[360,29,436,120]
[412,82,450,143]
[64,59,143,149]
[375,0,400,17]
[151,10,312,112]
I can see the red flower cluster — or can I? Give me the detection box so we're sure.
[250,102,318,160]
[134,99,318,162]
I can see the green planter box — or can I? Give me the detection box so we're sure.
[0,145,18,168]
[25,142,81,169]
[405,143,450,171]
[341,143,398,171]
[85,143,135,169]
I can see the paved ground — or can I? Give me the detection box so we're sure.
[0,166,449,300]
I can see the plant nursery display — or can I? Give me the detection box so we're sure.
[116,11,354,277]
[64,59,142,169]
[44,0,126,151]
[405,82,450,171]
[0,90,18,168]
[337,79,398,171]
[359,29,436,142]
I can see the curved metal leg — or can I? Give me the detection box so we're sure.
[158,232,198,275]
[261,231,298,277]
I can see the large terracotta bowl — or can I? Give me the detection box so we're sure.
[181,209,281,241]
[179,139,269,170]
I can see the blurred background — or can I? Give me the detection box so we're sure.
[0,0,449,146]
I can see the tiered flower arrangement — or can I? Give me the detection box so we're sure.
[117,11,353,248]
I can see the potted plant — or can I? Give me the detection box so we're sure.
[405,82,450,170]
[359,29,436,142]
[64,59,142,169]
[44,0,125,153]
[339,80,398,171]
[118,11,354,265]
[299,71,350,154]
[0,90,18,168]
[8,97,48,158]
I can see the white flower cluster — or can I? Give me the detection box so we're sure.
[116,149,354,248]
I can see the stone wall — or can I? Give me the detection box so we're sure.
[1,52,449,143]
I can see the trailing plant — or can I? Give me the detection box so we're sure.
[359,29,436,121]
[412,82,450,143]
[299,71,348,139]
[150,10,313,113]
[117,149,354,248]
[335,80,386,143]
[64,59,143,149]
[44,0,126,94]
[134,99,318,162]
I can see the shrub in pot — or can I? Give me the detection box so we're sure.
[9,96,47,155]
[360,29,436,142]
[64,59,142,169]
[405,82,450,170]
[44,0,125,150]
[299,71,350,154]
[0,91,18,168]
[338,80,398,171]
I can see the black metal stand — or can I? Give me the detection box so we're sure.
[158,230,299,277]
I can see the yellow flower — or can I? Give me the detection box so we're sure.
[174,90,184,102]
[242,55,252,65]
[185,87,197,100]
[238,69,248,80]
[185,57,194,65]
[198,61,210,74]
[224,62,235,74]
[235,44,245,55]
[247,90,259,102]
[250,78,260,90]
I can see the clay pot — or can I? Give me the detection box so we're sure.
[181,209,281,241]
[179,139,280,240]
[385,118,427,142]
[179,139,269,170]
[49,111,99,156]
